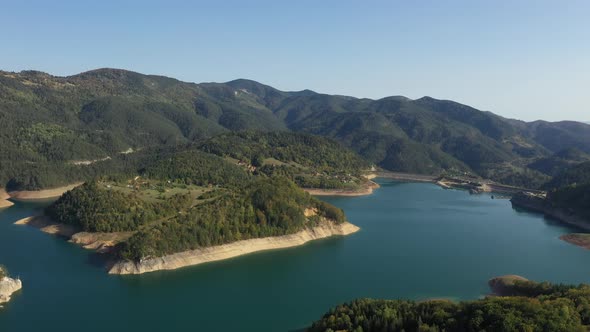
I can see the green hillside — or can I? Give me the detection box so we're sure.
[2,68,590,190]
[543,161,590,190]
[218,79,590,187]
[528,148,590,177]
[118,176,345,260]
[524,120,590,154]
[199,131,371,189]
[43,145,350,261]
[512,160,590,226]
[547,184,590,220]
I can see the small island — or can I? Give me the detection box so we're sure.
[0,266,22,308]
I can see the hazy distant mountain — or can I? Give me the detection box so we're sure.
[1,68,590,189]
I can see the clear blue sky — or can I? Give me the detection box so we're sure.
[1,0,588,122]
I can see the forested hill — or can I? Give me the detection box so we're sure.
[512,161,590,226]
[543,161,590,190]
[40,135,354,261]
[308,279,590,332]
[538,161,590,221]
[199,131,368,173]
[2,68,590,189]
[45,176,347,261]
[0,131,369,191]
[199,131,371,189]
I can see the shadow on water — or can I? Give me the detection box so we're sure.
[510,205,541,216]
[85,251,115,270]
[542,215,589,233]
[510,204,588,233]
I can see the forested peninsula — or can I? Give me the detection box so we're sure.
[308,276,590,332]
[14,135,363,273]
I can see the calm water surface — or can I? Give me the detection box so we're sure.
[1,180,589,331]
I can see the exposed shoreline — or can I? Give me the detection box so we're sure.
[14,215,131,253]
[108,221,360,275]
[0,276,22,307]
[15,214,360,275]
[0,200,14,209]
[109,221,359,274]
[15,215,79,237]
[304,180,380,197]
[7,183,83,201]
[0,189,14,209]
[560,234,590,250]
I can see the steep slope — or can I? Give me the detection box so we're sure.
[196,82,286,131]
[0,69,283,189]
[270,92,550,184]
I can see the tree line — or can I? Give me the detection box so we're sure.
[309,280,590,332]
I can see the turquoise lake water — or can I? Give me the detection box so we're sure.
[1,180,590,331]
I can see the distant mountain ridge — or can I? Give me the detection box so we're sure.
[1,68,590,189]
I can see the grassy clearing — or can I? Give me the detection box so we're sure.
[99,180,211,204]
[262,157,285,166]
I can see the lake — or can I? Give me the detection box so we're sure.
[1,180,589,331]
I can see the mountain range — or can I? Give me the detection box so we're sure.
[1,68,590,190]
